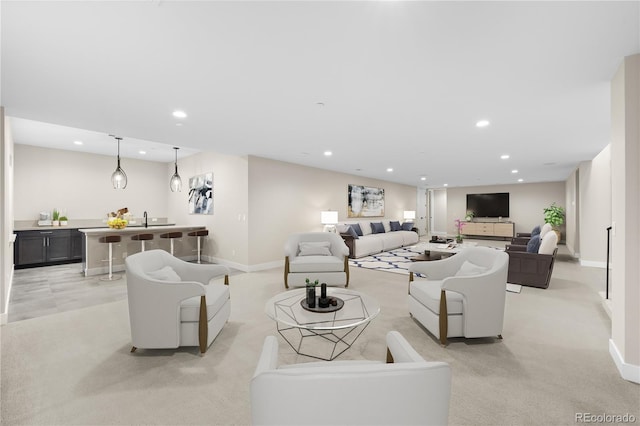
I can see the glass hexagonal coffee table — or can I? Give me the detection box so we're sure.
[265,288,380,361]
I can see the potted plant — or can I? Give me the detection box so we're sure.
[465,211,475,222]
[543,202,565,239]
[454,219,465,243]
[305,278,319,308]
[52,209,60,226]
[59,215,68,226]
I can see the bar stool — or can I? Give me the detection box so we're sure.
[131,233,154,252]
[160,231,183,256]
[188,229,208,264]
[99,235,122,281]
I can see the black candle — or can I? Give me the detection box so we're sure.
[321,283,327,299]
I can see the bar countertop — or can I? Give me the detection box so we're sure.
[78,225,203,234]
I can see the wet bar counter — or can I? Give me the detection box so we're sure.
[79,226,207,277]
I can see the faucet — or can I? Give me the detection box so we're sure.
[143,211,148,228]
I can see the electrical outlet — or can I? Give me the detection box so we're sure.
[151,217,158,222]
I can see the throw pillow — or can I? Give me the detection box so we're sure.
[298,241,332,256]
[526,235,541,253]
[350,223,363,236]
[147,266,182,281]
[370,222,385,234]
[390,221,401,231]
[538,232,558,255]
[401,222,414,231]
[359,221,372,235]
[455,261,488,277]
[530,225,541,237]
[336,224,349,234]
[346,225,359,239]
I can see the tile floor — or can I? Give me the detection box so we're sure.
[8,262,127,323]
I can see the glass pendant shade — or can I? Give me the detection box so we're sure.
[170,147,182,192]
[111,137,127,189]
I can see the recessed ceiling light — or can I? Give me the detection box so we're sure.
[518,178,524,182]
[172,110,187,119]
[73,140,83,145]
[443,183,448,187]
[420,177,427,181]
[324,151,332,156]
[476,120,490,128]
[500,154,510,159]
[139,150,146,155]
[511,169,518,174]
[387,168,393,172]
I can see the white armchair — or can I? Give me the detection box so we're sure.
[284,232,350,289]
[408,247,509,346]
[250,331,451,426]
[125,249,231,354]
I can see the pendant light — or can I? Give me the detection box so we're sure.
[111,136,127,189]
[170,147,182,192]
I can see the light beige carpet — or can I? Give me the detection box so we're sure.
[1,255,638,425]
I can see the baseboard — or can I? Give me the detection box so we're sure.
[2,266,15,325]
[580,259,608,268]
[609,339,640,384]
[208,257,282,273]
[247,260,283,272]
[599,291,612,318]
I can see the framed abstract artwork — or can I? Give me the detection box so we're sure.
[348,184,385,218]
[188,173,213,215]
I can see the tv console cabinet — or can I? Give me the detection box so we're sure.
[462,221,514,239]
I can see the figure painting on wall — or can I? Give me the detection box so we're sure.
[188,173,213,215]
[348,184,385,217]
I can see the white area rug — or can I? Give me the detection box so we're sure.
[350,246,522,293]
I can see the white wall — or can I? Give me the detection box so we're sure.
[578,145,611,267]
[13,144,168,221]
[432,189,447,235]
[610,54,640,383]
[444,182,566,237]
[247,156,418,266]
[166,151,249,269]
[1,109,15,322]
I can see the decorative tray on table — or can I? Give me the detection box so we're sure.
[300,297,344,313]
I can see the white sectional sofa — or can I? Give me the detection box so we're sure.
[338,220,419,258]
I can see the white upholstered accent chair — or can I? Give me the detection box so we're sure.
[125,249,230,354]
[250,331,451,426]
[408,247,509,346]
[284,232,350,289]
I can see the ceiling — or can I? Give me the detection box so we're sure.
[2,1,639,188]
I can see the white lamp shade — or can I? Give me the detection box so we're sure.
[403,211,416,221]
[321,211,339,225]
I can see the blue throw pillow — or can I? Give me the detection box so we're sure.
[531,225,541,237]
[351,223,363,236]
[527,234,541,253]
[346,225,359,239]
[371,222,385,234]
[390,221,401,231]
[401,222,414,231]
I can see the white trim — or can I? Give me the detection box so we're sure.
[248,260,282,272]
[2,266,14,324]
[208,257,282,273]
[609,339,640,384]
[580,259,607,268]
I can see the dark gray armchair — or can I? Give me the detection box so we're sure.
[505,231,558,289]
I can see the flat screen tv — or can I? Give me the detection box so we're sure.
[466,192,510,218]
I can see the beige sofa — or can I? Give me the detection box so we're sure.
[338,220,419,258]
